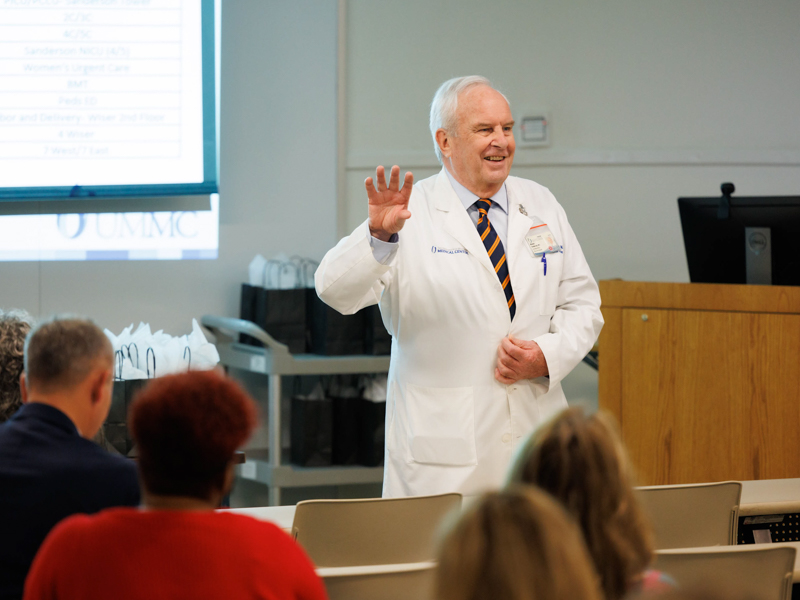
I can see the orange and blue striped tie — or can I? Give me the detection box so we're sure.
[476,199,515,319]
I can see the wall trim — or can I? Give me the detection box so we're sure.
[335,0,348,239]
[346,148,800,171]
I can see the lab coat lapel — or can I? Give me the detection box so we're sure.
[507,191,535,258]
[506,181,535,304]
[434,171,497,277]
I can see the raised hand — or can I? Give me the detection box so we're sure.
[366,165,413,241]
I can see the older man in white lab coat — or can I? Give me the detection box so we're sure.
[316,76,603,498]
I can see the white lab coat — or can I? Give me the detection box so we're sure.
[315,169,603,497]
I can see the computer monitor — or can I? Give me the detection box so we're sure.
[678,183,800,286]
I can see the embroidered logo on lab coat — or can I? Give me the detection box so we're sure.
[431,246,468,255]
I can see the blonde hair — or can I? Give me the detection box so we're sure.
[639,589,730,600]
[435,487,603,600]
[507,407,654,600]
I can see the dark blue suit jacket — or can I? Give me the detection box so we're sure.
[0,403,140,600]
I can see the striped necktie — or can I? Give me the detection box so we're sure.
[475,199,515,319]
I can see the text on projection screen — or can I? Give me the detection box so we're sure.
[0,0,217,261]
[1,0,203,187]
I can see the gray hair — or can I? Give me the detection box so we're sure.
[429,76,510,164]
[24,316,113,393]
[0,309,35,422]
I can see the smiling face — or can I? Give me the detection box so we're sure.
[437,85,516,198]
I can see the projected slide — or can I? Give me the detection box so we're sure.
[0,0,204,187]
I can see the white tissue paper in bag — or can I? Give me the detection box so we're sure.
[247,252,297,289]
[248,254,268,287]
[272,253,300,289]
[291,255,319,288]
[328,376,361,399]
[185,318,221,370]
[362,374,388,403]
[246,253,319,289]
[105,323,148,380]
[296,381,327,401]
[361,374,388,402]
[105,319,219,379]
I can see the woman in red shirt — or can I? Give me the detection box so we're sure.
[24,370,327,600]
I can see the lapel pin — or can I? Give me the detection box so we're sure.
[519,205,528,216]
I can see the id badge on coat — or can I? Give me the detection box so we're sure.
[525,224,560,257]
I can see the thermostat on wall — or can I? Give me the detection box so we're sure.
[518,112,550,147]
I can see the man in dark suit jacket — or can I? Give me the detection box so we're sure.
[0,317,140,600]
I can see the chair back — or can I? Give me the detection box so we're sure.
[318,561,435,600]
[636,481,741,548]
[655,546,795,600]
[292,493,461,567]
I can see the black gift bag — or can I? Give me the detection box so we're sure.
[290,395,333,467]
[331,396,360,465]
[255,287,307,354]
[239,259,311,354]
[239,283,262,347]
[306,289,366,355]
[364,304,392,355]
[107,378,148,456]
[357,399,386,467]
[239,284,307,354]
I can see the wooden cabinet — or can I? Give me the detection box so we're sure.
[599,281,800,485]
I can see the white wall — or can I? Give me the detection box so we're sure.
[0,0,339,335]
[341,0,800,409]
[343,0,800,284]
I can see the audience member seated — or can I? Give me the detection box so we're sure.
[636,589,730,600]
[24,370,328,600]
[0,309,33,423]
[0,317,140,600]
[507,407,674,600]
[435,487,603,600]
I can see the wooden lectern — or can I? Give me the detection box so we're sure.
[598,280,800,485]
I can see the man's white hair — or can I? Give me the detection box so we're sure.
[429,75,510,164]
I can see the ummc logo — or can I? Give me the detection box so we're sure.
[56,212,199,240]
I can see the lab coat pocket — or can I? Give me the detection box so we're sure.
[404,383,477,466]
[538,253,562,315]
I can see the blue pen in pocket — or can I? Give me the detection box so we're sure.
[541,254,547,276]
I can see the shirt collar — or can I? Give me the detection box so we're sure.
[444,167,508,214]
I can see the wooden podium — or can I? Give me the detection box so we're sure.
[598,280,800,485]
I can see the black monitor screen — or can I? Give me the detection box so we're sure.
[678,192,800,286]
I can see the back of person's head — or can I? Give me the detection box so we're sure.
[435,487,602,600]
[0,309,34,422]
[130,369,257,503]
[507,407,654,600]
[24,316,112,394]
[636,588,730,600]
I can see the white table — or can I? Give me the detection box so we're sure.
[216,478,800,530]
[659,541,800,582]
[218,505,296,533]
[740,478,800,517]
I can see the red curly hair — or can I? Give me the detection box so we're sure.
[129,370,257,501]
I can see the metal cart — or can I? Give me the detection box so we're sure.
[201,315,390,506]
